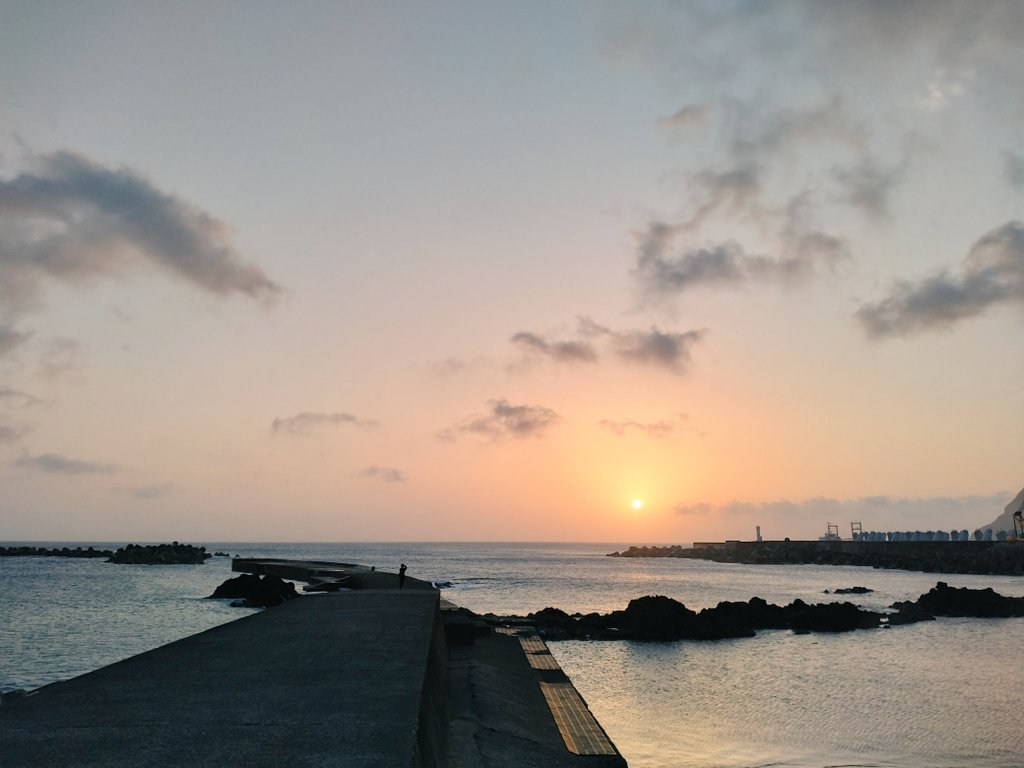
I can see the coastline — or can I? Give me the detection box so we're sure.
[610,539,1024,576]
[4,542,1021,768]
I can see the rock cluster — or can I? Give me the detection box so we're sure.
[107,542,210,564]
[490,583,1024,642]
[896,581,1024,619]
[208,574,299,608]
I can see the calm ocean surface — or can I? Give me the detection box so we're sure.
[2,541,1022,768]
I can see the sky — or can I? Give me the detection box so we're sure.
[0,1,1021,543]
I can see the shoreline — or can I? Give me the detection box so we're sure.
[610,539,1024,576]
[485,581,1024,642]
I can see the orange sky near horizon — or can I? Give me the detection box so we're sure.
[0,3,1021,543]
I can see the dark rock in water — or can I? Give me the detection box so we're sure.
[886,601,935,626]
[209,574,298,607]
[108,542,209,565]
[828,586,873,594]
[491,581,1021,644]
[614,595,699,641]
[786,599,882,633]
[912,581,1024,618]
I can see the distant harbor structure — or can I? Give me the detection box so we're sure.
[811,520,1019,543]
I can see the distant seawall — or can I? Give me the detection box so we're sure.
[610,540,1024,575]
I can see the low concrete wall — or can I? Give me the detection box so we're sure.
[415,604,450,768]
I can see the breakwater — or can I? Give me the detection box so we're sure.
[610,539,1024,575]
[1,558,626,768]
[0,542,213,564]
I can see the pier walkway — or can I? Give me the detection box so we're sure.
[1,559,625,767]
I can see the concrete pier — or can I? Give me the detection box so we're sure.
[1,560,626,767]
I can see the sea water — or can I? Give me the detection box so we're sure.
[2,541,1021,767]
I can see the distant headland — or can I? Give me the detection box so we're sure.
[609,539,1024,576]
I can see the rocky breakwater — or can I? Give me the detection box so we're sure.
[610,540,1024,575]
[489,583,1024,642]
[0,545,113,558]
[107,542,210,564]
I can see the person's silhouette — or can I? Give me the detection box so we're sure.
[399,563,407,588]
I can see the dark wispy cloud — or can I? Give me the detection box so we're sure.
[0,386,45,409]
[680,162,762,233]
[510,331,598,365]
[439,398,560,442]
[831,158,906,219]
[740,97,866,159]
[779,193,852,274]
[0,150,282,354]
[0,325,31,355]
[356,465,407,483]
[37,337,87,379]
[14,452,119,475]
[271,412,378,436]
[599,414,697,440]
[857,220,1024,338]
[512,317,706,374]
[613,326,706,372]
[632,167,852,305]
[126,483,174,500]
[0,423,31,443]
[634,229,757,298]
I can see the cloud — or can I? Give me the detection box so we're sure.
[510,331,598,364]
[125,483,174,500]
[613,326,706,372]
[673,501,714,516]
[508,317,706,374]
[0,325,31,355]
[439,398,560,442]
[634,230,758,298]
[916,68,970,112]
[831,159,905,218]
[857,220,1024,337]
[0,386,45,409]
[0,423,31,443]
[632,165,851,305]
[599,414,695,440]
[610,3,1024,311]
[37,337,87,379]
[0,150,282,352]
[271,412,378,436]
[14,452,119,475]
[1003,152,1024,190]
[680,162,763,233]
[656,103,713,136]
[356,465,407,483]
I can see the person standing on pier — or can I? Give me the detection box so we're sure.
[399,563,407,588]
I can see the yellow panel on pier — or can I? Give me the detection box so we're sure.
[540,682,619,756]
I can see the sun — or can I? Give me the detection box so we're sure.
[631,499,643,510]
